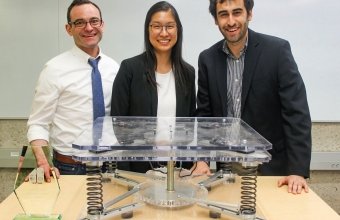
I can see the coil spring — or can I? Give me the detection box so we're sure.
[86,165,103,216]
[240,165,257,215]
[104,161,117,174]
[220,162,233,174]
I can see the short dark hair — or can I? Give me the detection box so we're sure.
[209,0,254,19]
[67,0,102,23]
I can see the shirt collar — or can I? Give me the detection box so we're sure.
[71,46,102,62]
[222,36,248,59]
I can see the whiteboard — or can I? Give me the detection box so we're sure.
[0,0,339,121]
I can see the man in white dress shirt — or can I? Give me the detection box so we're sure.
[27,0,119,181]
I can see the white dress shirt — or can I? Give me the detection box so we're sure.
[27,46,119,155]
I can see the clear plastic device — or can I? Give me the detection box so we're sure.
[13,145,61,220]
[73,117,271,156]
[72,117,271,220]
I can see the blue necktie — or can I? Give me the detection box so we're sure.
[88,57,105,121]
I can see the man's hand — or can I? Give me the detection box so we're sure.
[277,175,309,194]
[30,142,60,182]
[191,161,211,175]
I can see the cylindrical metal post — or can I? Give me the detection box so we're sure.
[167,161,175,191]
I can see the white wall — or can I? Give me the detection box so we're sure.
[1,0,339,121]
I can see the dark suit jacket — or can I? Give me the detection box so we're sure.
[111,53,196,117]
[196,29,312,177]
[111,53,196,172]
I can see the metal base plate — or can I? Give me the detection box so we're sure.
[136,181,208,208]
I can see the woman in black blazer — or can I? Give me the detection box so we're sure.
[110,1,196,173]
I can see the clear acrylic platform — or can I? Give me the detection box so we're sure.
[72,117,272,220]
[73,116,271,160]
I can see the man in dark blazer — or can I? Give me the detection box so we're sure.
[195,0,311,194]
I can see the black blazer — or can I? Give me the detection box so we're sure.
[196,29,312,177]
[111,53,196,172]
[111,53,196,117]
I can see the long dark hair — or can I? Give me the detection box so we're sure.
[144,1,193,90]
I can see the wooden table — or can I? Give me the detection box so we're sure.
[1,175,339,220]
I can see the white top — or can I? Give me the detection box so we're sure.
[155,70,176,144]
[27,46,119,155]
[156,70,176,117]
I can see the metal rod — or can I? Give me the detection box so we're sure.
[167,161,175,191]
[103,187,140,210]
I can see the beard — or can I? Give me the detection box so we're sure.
[220,21,249,45]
